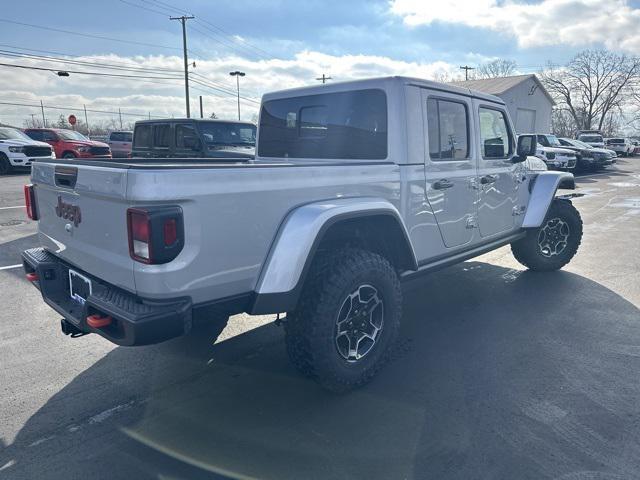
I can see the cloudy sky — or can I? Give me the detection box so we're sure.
[2,0,640,127]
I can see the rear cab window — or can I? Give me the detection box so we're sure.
[258,88,387,159]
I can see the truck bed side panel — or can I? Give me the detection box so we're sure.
[126,163,411,303]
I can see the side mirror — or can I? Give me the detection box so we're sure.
[514,134,536,163]
[182,135,200,150]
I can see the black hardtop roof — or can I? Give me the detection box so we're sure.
[134,118,255,126]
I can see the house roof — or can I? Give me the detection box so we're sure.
[450,74,555,105]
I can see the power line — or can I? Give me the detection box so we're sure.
[0,48,260,105]
[0,18,181,51]
[0,100,166,118]
[0,61,181,80]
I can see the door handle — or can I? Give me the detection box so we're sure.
[480,174,497,185]
[433,179,454,190]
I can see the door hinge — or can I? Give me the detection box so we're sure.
[512,205,526,216]
[466,215,478,229]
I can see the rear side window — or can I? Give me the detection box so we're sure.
[479,108,512,159]
[42,131,58,142]
[154,124,171,148]
[426,98,469,160]
[133,125,152,148]
[258,89,387,159]
[175,124,198,148]
[110,132,133,142]
[25,130,42,141]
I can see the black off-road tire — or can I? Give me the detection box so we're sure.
[284,248,402,392]
[0,153,13,175]
[511,199,583,271]
[63,152,76,159]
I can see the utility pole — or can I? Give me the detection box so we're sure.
[229,71,245,120]
[83,104,90,135]
[171,15,195,118]
[199,95,203,118]
[459,65,475,81]
[40,100,46,127]
[118,108,123,129]
[316,74,332,84]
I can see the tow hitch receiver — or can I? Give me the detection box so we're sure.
[60,319,87,338]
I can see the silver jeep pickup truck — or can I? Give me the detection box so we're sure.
[22,77,582,391]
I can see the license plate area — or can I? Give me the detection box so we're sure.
[69,269,92,304]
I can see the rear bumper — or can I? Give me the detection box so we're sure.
[22,248,192,346]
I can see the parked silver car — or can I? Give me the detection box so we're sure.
[107,131,133,158]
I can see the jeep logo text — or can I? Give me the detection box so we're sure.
[55,196,81,227]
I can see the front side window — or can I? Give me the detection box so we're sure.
[153,124,171,148]
[42,131,59,142]
[479,108,512,159]
[258,89,387,159]
[197,122,256,146]
[426,98,469,160]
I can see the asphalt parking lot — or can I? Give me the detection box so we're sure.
[1,161,639,479]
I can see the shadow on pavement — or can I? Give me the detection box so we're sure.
[3,261,640,479]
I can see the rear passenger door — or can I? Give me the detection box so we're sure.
[474,101,520,237]
[173,123,201,158]
[422,90,478,248]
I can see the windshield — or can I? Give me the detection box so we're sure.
[197,122,256,146]
[570,139,592,149]
[545,135,562,147]
[579,135,603,143]
[0,127,32,141]
[608,138,624,144]
[57,130,89,141]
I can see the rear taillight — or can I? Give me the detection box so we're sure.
[24,184,38,221]
[127,206,184,264]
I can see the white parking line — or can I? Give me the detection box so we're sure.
[0,264,22,271]
[0,206,23,210]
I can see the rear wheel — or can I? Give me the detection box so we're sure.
[512,199,583,271]
[63,152,76,159]
[0,153,13,175]
[285,248,402,392]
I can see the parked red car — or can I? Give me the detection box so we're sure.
[23,128,111,160]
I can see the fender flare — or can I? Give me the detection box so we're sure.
[522,171,575,228]
[251,197,417,314]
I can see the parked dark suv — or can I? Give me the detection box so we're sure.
[132,119,256,159]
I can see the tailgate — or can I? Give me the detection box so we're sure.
[31,162,135,292]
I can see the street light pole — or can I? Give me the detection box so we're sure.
[229,71,245,121]
[171,15,195,118]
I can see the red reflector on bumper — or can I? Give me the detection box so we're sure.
[26,272,39,282]
[87,314,112,328]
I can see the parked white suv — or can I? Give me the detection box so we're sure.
[0,127,55,174]
[535,134,577,170]
[605,137,633,157]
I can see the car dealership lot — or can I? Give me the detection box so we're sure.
[1,162,639,479]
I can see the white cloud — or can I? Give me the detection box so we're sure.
[390,0,640,52]
[0,50,464,127]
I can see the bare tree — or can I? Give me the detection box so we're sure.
[477,59,517,79]
[541,50,640,132]
[550,108,577,138]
